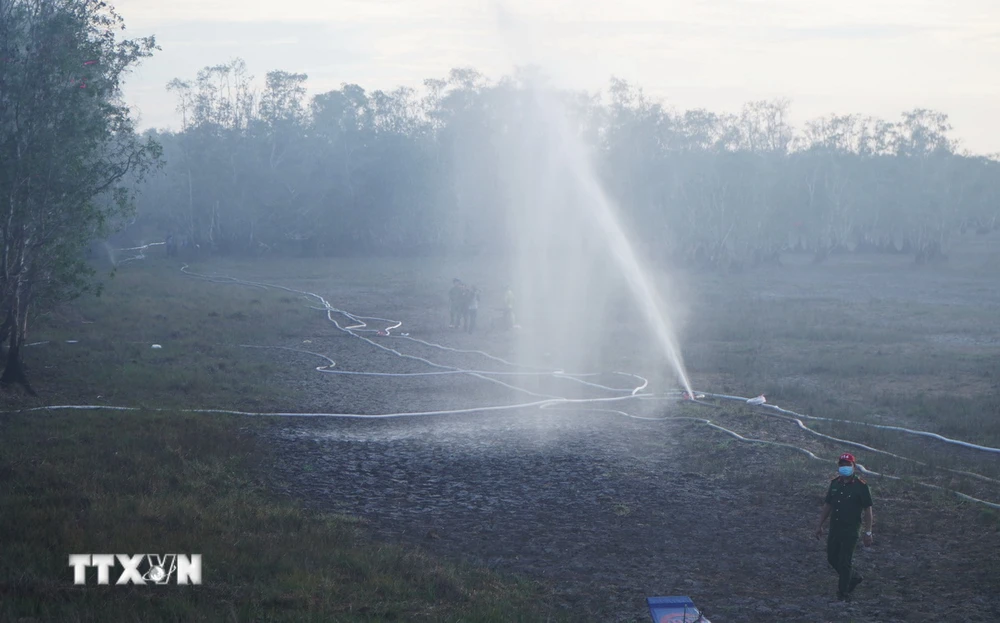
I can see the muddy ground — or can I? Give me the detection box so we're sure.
[226,235,1000,622]
[264,408,1000,623]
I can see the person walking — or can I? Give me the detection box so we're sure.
[814,452,874,602]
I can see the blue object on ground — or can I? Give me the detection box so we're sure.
[647,596,711,623]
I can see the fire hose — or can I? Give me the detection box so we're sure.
[9,259,1000,510]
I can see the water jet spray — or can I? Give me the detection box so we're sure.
[485,6,695,398]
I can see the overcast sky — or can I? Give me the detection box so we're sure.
[116,0,1000,154]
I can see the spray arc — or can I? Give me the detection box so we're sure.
[500,82,694,398]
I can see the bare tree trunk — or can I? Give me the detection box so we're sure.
[0,307,13,348]
[187,167,195,244]
[1,281,36,395]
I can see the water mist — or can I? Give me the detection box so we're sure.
[495,78,694,398]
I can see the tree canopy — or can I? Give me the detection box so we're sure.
[0,0,160,392]
[134,61,1000,268]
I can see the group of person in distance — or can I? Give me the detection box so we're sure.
[448,278,516,333]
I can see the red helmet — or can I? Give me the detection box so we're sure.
[839,453,856,464]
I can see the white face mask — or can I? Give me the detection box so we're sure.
[838,466,855,477]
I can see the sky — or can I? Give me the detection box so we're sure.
[116,0,1000,154]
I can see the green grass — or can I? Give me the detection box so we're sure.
[681,273,1000,451]
[0,411,568,623]
[15,263,324,409]
[0,260,571,623]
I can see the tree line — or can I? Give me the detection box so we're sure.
[134,60,1000,268]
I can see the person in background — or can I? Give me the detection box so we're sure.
[448,278,465,329]
[503,285,516,330]
[815,452,874,602]
[466,286,480,333]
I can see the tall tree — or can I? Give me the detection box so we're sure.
[0,0,160,392]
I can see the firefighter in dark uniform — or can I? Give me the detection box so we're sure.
[814,452,874,602]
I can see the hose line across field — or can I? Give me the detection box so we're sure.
[7,259,1000,511]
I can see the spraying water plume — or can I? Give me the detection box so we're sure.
[485,6,694,397]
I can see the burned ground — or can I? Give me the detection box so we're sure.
[13,232,1000,622]
[264,408,1000,623]
[250,237,999,622]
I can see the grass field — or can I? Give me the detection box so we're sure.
[0,262,571,623]
[2,233,1000,622]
